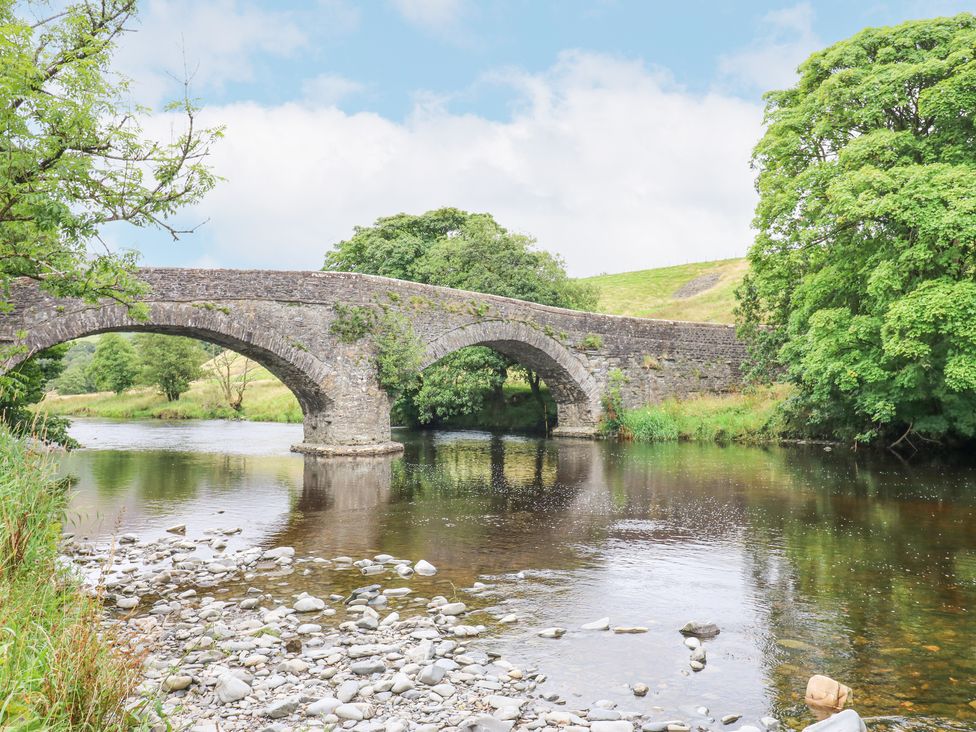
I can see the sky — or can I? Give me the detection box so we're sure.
[81,0,975,276]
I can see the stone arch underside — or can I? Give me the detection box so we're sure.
[421,320,602,435]
[10,302,334,417]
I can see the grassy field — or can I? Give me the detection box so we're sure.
[582,258,746,323]
[40,375,303,423]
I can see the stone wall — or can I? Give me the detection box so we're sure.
[0,268,749,453]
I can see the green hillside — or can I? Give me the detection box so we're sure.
[582,258,747,324]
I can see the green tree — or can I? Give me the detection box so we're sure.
[0,0,221,443]
[86,334,137,394]
[736,14,976,446]
[324,208,597,426]
[49,341,98,394]
[134,334,206,402]
[0,345,76,446]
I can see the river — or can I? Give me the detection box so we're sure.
[60,418,976,731]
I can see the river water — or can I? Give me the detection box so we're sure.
[60,419,976,731]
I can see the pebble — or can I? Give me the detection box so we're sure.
[264,698,299,718]
[306,697,341,716]
[216,674,252,704]
[722,716,743,725]
[63,534,760,732]
[679,621,720,638]
[591,723,633,732]
[293,595,325,612]
[162,675,193,692]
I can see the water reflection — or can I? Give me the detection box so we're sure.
[61,420,976,730]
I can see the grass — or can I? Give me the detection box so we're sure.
[581,258,747,323]
[611,385,791,444]
[0,429,148,730]
[39,375,303,424]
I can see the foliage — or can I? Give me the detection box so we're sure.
[50,341,98,395]
[737,14,976,445]
[0,345,76,447]
[134,334,206,402]
[599,368,629,435]
[0,0,221,314]
[0,1,221,446]
[87,334,137,394]
[324,208,595,425]
[0,429,146,730]
[607,386,790,444]
[329,304,375,343]
[580,333,603,350]
[373,310,424,394]
[407,346,507,424]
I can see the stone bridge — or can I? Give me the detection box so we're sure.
[0,268,748,454]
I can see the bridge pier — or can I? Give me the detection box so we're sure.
[550,400,601,439]
[290,382,404,457]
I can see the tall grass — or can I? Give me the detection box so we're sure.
[609,385,791,444]
[0,430,147,731]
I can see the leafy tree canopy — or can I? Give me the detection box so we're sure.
[324,209,596,427]
[325,208,597,309]
[737,13,976,445]
[0,1,220,443]
[0,0,221,311]
[87,333,136,394]
[134,334,206,402]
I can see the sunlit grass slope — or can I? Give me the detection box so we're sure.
[581,258,747,324]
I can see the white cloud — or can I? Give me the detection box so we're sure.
[301,73,367,106]
[140,52,762,277]
[718,3,820,93]
[113,0,307,106]
[390,0,466,34]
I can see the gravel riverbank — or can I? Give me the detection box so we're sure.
[63,527,777,732]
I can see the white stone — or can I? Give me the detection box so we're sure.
[215,674,251,704]
[801,710,866,732]
[293,596,326,612]
[591,723,634,732]
[580,617,610,631]
[538,627,566,638]
[414,559,437,576]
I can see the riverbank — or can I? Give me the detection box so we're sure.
[40,380,556,434]
[62,528,777,732]
[608,385,791,444]
[0,431,142,730]
[39,376,304,423]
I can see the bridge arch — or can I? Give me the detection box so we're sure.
[420,320,601,435]
[8,302,335,420]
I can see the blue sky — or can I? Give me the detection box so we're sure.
[104,0,974,276]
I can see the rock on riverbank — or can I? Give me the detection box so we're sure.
[62,532,775,732]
